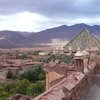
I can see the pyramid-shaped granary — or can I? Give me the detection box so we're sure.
[64,28,100,51]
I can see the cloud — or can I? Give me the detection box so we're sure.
[0,0,100,31]
[1,11,100,32]
[0,12,49,32]
[0,0,100,17]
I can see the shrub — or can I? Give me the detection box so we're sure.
[18,53,28,59]
[6,70,18,80]
[16,79,30,94]
[20,64,45,82]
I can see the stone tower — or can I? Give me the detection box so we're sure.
[74,47,84,73]
[82,50,89,73]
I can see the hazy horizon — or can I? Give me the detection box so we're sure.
[0,23,100,33]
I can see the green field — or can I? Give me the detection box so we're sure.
[0,64,45,100]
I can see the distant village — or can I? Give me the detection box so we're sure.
[0,38,68,83]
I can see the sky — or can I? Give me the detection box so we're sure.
[0,0,100,32]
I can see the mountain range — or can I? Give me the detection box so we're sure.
[0,23,100,48]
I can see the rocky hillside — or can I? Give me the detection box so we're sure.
[0,23,100,48]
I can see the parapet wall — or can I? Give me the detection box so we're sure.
[33,67,95,100]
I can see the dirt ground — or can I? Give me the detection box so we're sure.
[85,80,100,100]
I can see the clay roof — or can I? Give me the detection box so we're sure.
[64,28,100,51]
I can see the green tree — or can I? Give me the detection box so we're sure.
[32,50,41,56]
[6,70,13,79]
[16,79,30,94]
[38,73,45,80]
[4,82,17,93]
[20,64,45,82]
[18,53,28,59]
[32,81,45,95]
[6,70,18,80]
[20,69,36,82]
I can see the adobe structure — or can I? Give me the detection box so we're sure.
[33,29,100,100]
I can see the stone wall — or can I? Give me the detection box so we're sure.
[44,70,64,90]
[33,67,95,100]
[50,76,66,87]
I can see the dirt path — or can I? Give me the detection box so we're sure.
[85,80,100,100]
